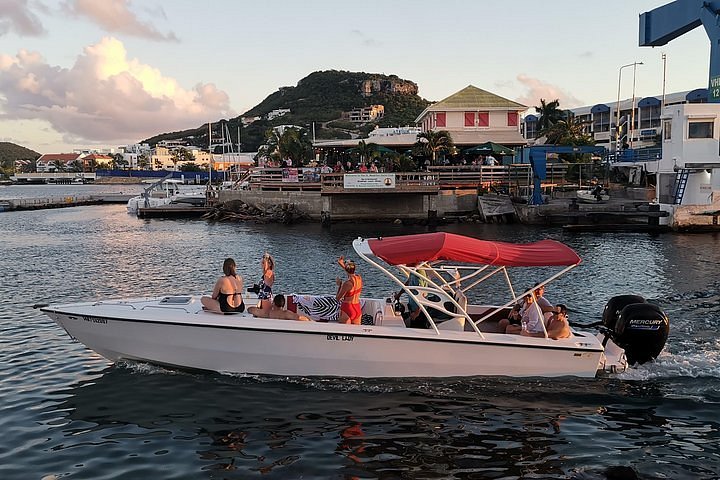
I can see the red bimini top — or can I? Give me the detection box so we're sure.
[366,232,581,267]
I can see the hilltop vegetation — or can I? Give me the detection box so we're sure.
[143,70,430,152]
[0,142,41,176]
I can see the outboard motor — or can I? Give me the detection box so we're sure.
[601,295,670,365]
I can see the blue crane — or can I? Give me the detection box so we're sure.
[640,1,720,101]
[523,146,607,205]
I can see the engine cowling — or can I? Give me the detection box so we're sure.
[613,302,670,365]
[602,294,646,331]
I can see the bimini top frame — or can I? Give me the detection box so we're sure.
[353,232,582,337]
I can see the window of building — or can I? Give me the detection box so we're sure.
[663,120,672,141]
[436,112,446,128]
[464,112,475,127]
[507,112,518,127]
[688,121,713,139]
[478,112,489,127]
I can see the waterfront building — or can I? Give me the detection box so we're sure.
[150,145,211,171]
[36,153,83,172]
[521,88,709,152]
[82,153,112,170]
[414,85,527,147]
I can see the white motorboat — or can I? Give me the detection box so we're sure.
[40,233,669,378]
[577,187,610,203]
[126,178,206,213]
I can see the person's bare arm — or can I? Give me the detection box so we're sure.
[336,278,350,302]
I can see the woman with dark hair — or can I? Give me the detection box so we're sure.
[201,257,245,314]
[335,256,363,325]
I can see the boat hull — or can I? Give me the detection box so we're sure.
[43,297,604,378]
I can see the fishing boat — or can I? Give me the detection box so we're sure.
[39,232,669,378]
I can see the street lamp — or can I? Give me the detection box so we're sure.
[616,62,643,152]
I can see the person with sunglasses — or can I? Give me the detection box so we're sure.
[547,303,571,340]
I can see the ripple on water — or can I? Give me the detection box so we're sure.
[2,206,720,479]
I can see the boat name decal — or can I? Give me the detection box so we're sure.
[628,318,664,330]
[326,334,354,342]
[82,315,108,325]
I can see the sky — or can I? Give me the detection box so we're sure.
[0,0,711,153]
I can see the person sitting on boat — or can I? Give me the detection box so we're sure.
[504,293,546,337]
[394,270,426,328]
[532,283,554,315]
[546,303,571,340]
[497,301,523,332]
[255,252,275,310]
[248,294,311,321]
[336,256,363,325]
[591,184,604,201]
[201,258,245,314]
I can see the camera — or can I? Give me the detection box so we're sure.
[247,284,261,294]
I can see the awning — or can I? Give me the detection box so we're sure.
[366,232,581,267]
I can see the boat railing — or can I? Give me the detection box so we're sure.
[141,305,195,314]
[92,301,137,309]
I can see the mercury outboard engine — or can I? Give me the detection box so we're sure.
[601,295,670,365]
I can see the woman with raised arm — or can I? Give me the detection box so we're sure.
[335,256,363,325]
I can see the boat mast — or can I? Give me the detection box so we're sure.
[208,122,212,186]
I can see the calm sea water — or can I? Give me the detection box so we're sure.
[1,185,720,480]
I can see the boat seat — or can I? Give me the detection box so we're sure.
[454,289,468,312]
[437,317,466,331]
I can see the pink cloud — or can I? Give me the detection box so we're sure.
[515,74,583,110]
[64,0,177,41]
[0,37,234,144]
[0,0,46,36]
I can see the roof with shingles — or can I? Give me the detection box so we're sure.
[37,153,82,162]
[433,85,527,110]
[415,86,527,123]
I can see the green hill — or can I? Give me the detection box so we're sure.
[143,70,430,152]
[0,142,41,176]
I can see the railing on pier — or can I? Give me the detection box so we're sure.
[246,164,573,194]
[607,147,662,163]
[321,172,439,193]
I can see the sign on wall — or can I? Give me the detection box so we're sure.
[343,173,396,189]
[711,75,720,101]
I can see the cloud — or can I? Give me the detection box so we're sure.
[351,29,380,47]
[64,0,177,41]
[514,74,583,109]
[0,0,46,36]
[0,37,234,144]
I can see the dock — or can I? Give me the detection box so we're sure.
[0,194,133,212]
[136,205,211,218]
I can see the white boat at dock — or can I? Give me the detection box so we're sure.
[40,233,669,378]
[126,177,206,214]
[576,187,610,204]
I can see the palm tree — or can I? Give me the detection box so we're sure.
[137,154,149,170]
[534,99,564,137]
[355,140,378,165]
[69,160,84,173]
[52,159,65,172]
[414,130,454,166]
[170,148,194,171]
[545,114,593,146]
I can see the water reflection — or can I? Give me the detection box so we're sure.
[35,365,718,479]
